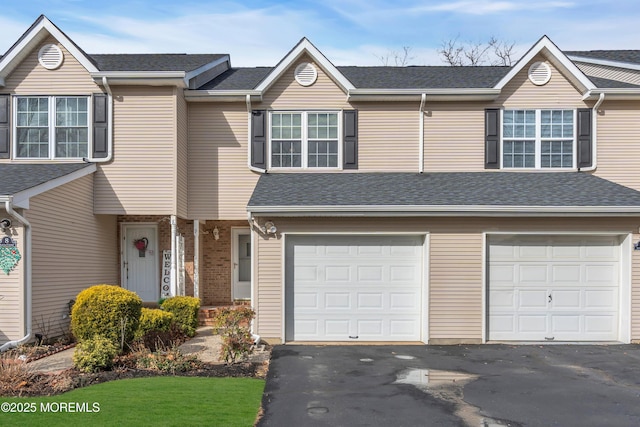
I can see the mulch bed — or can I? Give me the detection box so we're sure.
[1,347,270,398]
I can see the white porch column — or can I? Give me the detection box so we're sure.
[170,215,177,297]
[193,219,200,299]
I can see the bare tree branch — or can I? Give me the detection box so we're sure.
[439,36,517,66]
[376,46,415,66]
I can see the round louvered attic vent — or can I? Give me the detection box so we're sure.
[294,62,318,86]
[528,61,551,86]
[38,44,64,70]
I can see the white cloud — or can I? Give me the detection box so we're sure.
[415,1,575,15]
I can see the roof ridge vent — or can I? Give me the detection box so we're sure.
[294,62,318,86]
[528,61,551,86]
[38,44,64,70]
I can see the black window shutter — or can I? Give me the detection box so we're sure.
[0,95,10,159]
[343,109,358,169]
[251,110,266,169]
[577,108,592,169]
[92,94,108,158]
[484,108,500,169]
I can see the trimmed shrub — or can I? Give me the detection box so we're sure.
[71,285,142,351]
[73,335,118,373]
[212,306,256,364]
[161,296,200,337]
[135,308,175,339]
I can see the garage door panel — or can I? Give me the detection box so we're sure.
[585,289,617,308]
[551,290,581,309]
[488,235,620,342]
[585,264,618,283]
[520,265,548,284]
[287,235,423,341]
[519,290,548,309]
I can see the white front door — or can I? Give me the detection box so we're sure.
[232,228,251,300]
[488,235,621,341]
[123,224,159,302]
[285,235,424,342]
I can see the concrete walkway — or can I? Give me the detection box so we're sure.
[25,326,222,373]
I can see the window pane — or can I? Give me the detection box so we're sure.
[308,140,338,168]
[16,97,49,158]
[503,140,535,169]
[55,97,88,158]
[271,140,301,168]
[541,140,572,168]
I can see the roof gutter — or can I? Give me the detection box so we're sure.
[83,77,113,163]
[247,204,640,217]
[581,92,605,172]
[184,90,262,102]
[419,93,426,174]
[0,198,32,352]
[91,71,188,88]
[347,88,501,102]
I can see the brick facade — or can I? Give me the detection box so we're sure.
[117,216,247,306]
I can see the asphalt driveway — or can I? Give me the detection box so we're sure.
[258,344,640,427]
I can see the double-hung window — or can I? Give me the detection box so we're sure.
[15,96,89,159]
[270,111,339,169]
[502,109,575,169]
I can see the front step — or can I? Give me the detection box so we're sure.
[198,303,252,326]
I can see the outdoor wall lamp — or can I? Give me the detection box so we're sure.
[213,226,220,240]
[0,218,11,230]
[262,221,277,234]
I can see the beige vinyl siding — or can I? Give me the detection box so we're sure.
[495,56,586,108]
[424,104,485,172]
[176,89,188,218]
[255,234,283,339]
[575,62,640,86]
[0,225,25,343]
[358,103,419,171]
[259,55,351,110]
[27,174,118,338]
[94,86,177,214]
[593,100,640,191]
[188,103,259,219]
[251,216,640,342]
[429,233,483,340]
[3,36,100,94]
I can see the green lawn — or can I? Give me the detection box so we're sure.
[0,376,265,426]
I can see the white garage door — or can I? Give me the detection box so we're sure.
[488,235,621,341]
[285,235,424,341]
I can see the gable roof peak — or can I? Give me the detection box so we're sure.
[0,14,99,83]
[254,37,355,93]
[494,34,594,92]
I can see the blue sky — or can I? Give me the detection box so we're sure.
[1,1,640,66]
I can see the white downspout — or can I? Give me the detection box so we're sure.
[419,93,426,173]
[247,94,267,174]
[581,92,605,172]
[170,215,177,297]
[0,199,32,352]
[193,219,199,299]
[84,77,114,163]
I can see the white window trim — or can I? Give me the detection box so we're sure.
[268,110,343,170]
[500,108,577,170]
[13,95,91,160]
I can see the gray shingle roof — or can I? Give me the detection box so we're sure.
[339,66,510,89]
[566,50,640,66]
[198,67,272,90]
[0,163,94,195]
[198,65,511,90]
[587,76,640,88]
[248,172,640,210]
[89,54,226,72]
